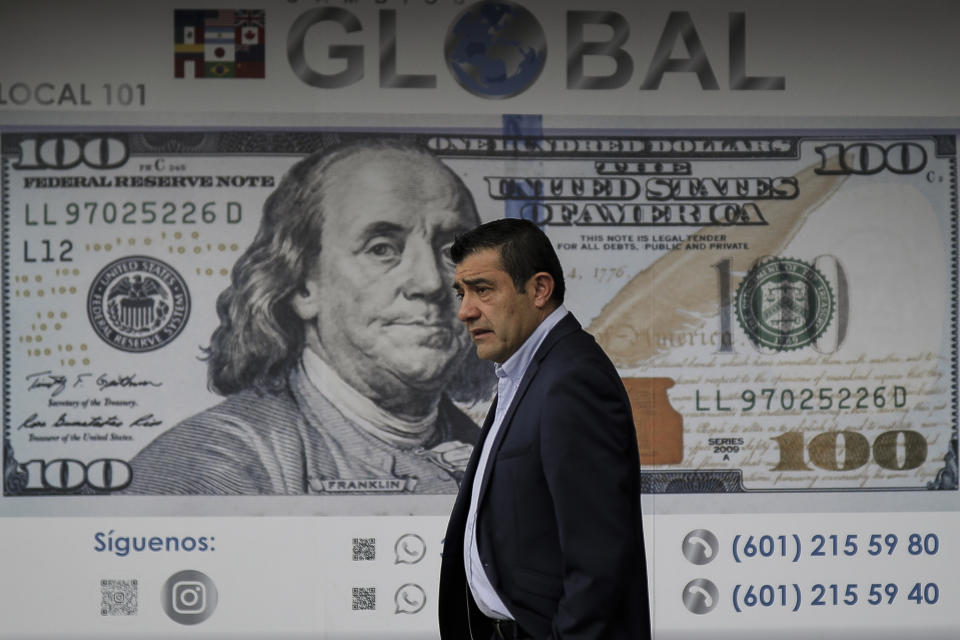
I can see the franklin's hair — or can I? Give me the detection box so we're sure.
[450,218,565,304]
[204,138,481,396]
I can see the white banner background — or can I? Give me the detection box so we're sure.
[2,1,959,637]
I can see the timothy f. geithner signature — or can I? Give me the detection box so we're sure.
[26,370,163,397]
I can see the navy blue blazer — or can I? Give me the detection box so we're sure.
[439,313,650,640]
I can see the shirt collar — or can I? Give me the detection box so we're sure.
[494,304,568,383]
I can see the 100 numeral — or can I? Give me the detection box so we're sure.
[772,430,926,471]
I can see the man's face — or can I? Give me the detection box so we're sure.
[299,150,478,394]
[453,248,544,363]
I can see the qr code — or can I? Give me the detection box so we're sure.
[100,579,138,616]
[352,537,376,561]
[352,586,376,611]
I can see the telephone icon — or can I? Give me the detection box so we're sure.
[681,529,719,565]
[682,579,718,614]
[686,584,713,607]
[688,536,713,558]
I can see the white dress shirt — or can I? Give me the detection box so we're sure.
[463,305,568,619]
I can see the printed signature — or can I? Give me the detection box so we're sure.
[26,370,163,397]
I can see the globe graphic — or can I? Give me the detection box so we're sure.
[444,1,547,99]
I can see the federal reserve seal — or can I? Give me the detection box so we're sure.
[87,256,190,352]
[735,258,834,351]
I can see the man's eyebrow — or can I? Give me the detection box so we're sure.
[457,276,495,288]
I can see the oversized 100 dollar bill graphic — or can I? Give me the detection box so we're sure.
[1,130,957,497]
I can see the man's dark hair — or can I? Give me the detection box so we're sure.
[450,218,565,304]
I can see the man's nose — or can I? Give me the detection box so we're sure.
[457,293,479,322]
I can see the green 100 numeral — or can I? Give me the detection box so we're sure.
[772,430,927,471]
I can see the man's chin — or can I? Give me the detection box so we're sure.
[473,347,500,363]
[470,339,502,363]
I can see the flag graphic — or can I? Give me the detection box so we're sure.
[240,26,260,46]
[174,9,265,79]
[237,10,264,27]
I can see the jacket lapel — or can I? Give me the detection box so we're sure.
[450,395,498,524]
[474,313,581,508]
[462,396,497,485]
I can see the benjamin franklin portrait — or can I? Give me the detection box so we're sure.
[125,138,493,495]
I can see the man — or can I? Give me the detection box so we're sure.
[126,139,492,495]
[440,219,650,639]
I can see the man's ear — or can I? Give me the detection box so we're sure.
[530,272,555,309]
[291,277,322,321]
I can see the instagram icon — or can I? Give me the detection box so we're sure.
[163,570,218,624]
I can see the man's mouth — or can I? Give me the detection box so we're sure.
[470,328,493,340]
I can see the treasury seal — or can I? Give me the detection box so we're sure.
[735,257,833,351]
[87,256,190,352]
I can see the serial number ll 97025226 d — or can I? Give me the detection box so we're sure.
[58,201,242,225]
[695,386,907,412]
